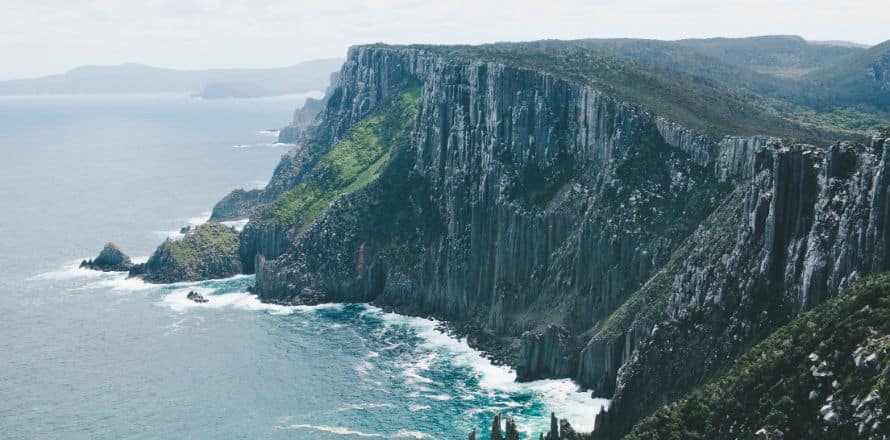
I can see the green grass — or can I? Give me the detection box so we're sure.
[154,222,239,266]
[274,85,420,228]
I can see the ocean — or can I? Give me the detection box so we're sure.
[0,93,607,439]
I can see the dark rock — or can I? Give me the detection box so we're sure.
[490,413,503,440]
[186,290,208,303]
[210,189,263,222]
[596,139,890,437]
[517,325,577,381]
[277,71,340,144]
[505,417,520,440]
[80,242,133,272]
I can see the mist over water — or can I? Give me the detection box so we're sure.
[0,94,605,439]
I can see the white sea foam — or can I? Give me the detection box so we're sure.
[336,403,396,412]
[257,129,280,137]
[31,258,155,294]
[280,424,385,437]
[157,281,345,316]
[279,423,433,439]
[232,142,292,149]
[220,218,249,232]
[160,289,294,315]
[82,272,154,292]
[391,430,436,439]
[154,211,212,240]
[373,306,608,433]
[31,260,109,281]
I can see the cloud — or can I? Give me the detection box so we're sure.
[1,0,888,80]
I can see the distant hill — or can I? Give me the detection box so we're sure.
[804,40,890,112]
[675,35,865,77]
[0,58,344,98]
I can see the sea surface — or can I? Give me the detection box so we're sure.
[0,93,607,439]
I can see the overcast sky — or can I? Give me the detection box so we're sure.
[2,0,888,80]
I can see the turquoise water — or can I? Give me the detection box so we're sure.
[0,94,606,439]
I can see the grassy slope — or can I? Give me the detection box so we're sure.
[274,85,420,230]
[155,222,239,266]
[626,272,890,439]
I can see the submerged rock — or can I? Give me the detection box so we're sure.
[186,290,208,303]
[80,242,133,272]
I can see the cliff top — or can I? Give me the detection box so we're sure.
[355,39,889,144]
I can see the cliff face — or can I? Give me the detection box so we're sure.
[625,272,890,439]
[219,44,890,436]
[592,136,890,436]
[248,46,736,357]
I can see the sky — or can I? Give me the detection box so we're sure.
[2,0,889,80]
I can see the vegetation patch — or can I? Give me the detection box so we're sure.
[627,272,890,439]
[274,85,420,229]
[132,222,242,283]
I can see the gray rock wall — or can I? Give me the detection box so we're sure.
[593,137,890,437]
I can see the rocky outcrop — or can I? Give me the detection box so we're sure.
[517,325,577,380]
[130,222,241,283]
[278,71,341,144]
[210,188,263,222]
[80,242,133,272]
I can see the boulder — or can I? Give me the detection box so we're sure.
[186,290,208,303]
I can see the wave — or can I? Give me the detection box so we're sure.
[372,306,608,433]
[154,211,212,240]
[391,431,436,439]
[159,290,295,314]
[336,403,396,412]
[279,424,385,437]
[279,424,434,439]
[232,142,292,149]
[156,279,346,316]
[31,257,147,286]
[30,260,110,281]
[256,129,280,137]
[220,218,249,232]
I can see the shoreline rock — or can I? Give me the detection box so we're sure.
[186,290,208,303]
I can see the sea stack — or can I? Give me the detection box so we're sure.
[80,242,133,272]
